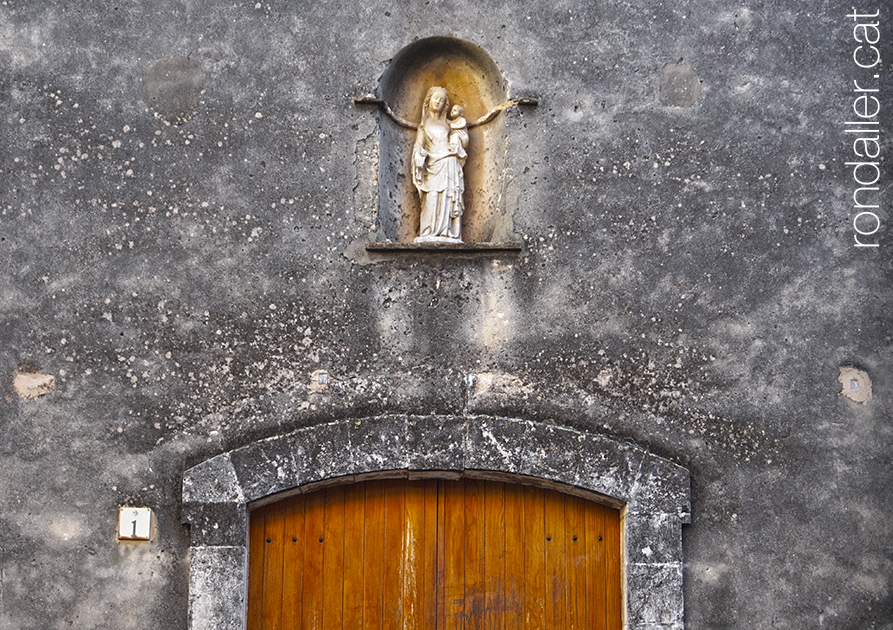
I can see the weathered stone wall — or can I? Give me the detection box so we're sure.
[1,1,890,629]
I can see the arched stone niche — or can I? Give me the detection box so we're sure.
[182,415,691,630]
[374,38,515,245]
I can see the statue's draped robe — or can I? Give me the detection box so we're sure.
[414,121,466,240]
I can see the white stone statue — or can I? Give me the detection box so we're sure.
[412,86,468,243]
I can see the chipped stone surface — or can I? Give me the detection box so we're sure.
[229,432,301,500]
[466,371,534,410]
[625,514,684,565]
[403,415,467,470]
[307,369,332,394]
[188,546,246,630]
[659,62,702,107]
[13,370,57,399]
[142,56,205,125]
[628,563,684,626]
[181,453,243,504]
[630,451,693,521]
[182,501,247,547]
[838,366,872,404]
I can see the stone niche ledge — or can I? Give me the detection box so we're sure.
[365,241,523,254]
[182,414,691,630]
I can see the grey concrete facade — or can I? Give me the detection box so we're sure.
[1,1,891,629]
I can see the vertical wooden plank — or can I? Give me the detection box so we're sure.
[441,479,466,630]
[382,480,406,628]
[322,486,346,629]
[604,507,622,630]
[585,502,607,630]
[247,506,268,630]
[261,500,287,630]
[522,486,545,630]
[302,490,326,630]
[364,480,386,630]
[503,484,525,630]
[565,496,587,630]
[422,480,439,630]
[543,491,566,630]
[281,496,306,630]
[484,482,506,630]
[343,484,367,630]
[432,481,446,630]
[403,481,427,630]
[435,480,446,630]
[464,479,487,630]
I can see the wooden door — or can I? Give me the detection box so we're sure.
[247,478,621,630]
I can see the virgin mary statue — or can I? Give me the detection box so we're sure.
[412,86,468,243]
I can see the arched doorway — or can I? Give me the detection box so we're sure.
[182,415,690,630]
[247,477,621,630]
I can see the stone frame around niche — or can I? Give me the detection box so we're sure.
[182,415,691,630]
[356,37,531,253]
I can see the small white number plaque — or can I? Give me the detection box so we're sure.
[118,507,153,541]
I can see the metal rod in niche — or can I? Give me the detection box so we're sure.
[354,94,538,129]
